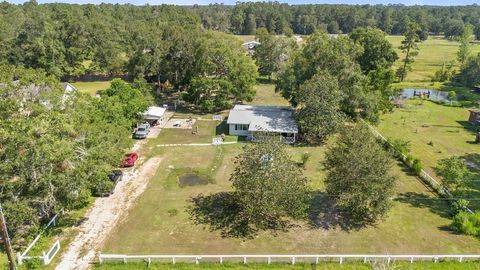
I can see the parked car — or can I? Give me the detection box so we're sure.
[109,169,123,183]
[93,170,124,197]
[133,123,150,139]
[122,152,138,167]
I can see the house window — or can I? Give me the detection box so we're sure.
[235,124,249,131]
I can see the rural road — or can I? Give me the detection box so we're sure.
[55,156,162,270]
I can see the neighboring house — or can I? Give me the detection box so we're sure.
[0,81,77,110]
[143,106,167,125]
[468,110,480,126]
[227,105,298,143]
[242,41,261,55]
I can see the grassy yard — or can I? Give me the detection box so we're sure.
[72,80,112,96]
[99,83,480,258]
[101,140,480,256]
[377,100,480,209]
[94,262,480,270]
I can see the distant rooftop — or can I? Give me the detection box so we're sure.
[227,105,298,133]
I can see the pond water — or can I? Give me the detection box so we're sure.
[397,88,457,102]
[178,174,208,187]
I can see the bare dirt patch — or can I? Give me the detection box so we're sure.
[164,118,196,129]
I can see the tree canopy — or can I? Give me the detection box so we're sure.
[229,134,310,232]
[0,65,149,248]
[277,29,395,123]
[324,124,397,225]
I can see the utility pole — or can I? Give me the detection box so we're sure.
[0,203,16,270]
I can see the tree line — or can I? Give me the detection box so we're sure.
[193,2,480,39]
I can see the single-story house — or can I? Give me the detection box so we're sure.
[143,106,167,125]
[468,110,480,126]
[227,105,298,143]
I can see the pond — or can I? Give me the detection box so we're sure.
[397,88,457,102]
[178,174,209,187]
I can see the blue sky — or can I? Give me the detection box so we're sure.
[5,0,480,5]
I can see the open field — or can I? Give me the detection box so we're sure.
[94,262,480,270]
[377,100,480,209]
[389,36,480,82]
[72,80,112,96]
[100,84,480,257]
[236,34,480,85]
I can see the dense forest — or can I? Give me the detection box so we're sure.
[193,3,480,38]
[2,1,480,80]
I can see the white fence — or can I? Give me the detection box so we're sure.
[99,254,480,265]
[363,121,474,214]
[17,210,63,265]
[18,240,61,265]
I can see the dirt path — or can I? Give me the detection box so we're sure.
[55,156,162,270]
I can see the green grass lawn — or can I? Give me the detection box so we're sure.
[101,141,480,255]
[94,262,480,270]
[72,80,112,96]
[387,35,480,83]
[377,100,480,209]
[100,83,480,258]
[248,83,290,106]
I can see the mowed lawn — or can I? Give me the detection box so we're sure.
[387,35,480,83]
[101,142,480,255]
[72,80,112,96]
[377,100,480,209]
[94,262,480,270]
[101,85,480,256]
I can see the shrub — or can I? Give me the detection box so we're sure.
[389,139,410,159]
[451,199,470,215]
[92,180,114,197]
[301,152,311,168]
[452,211,480,237]
[411,158,423,175]
[25,258,42,269]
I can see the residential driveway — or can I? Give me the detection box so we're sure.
[55,156,162,270]
[55,111,173,270]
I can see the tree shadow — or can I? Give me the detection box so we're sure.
[188,192,258,238]
[307,192,369,231]
[395,192,451,219]
[215,120,229,135]
[456,120,478,134]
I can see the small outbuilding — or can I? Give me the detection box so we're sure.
[227,105,298,143]
[143,106,167,125]
[468,110,480,126]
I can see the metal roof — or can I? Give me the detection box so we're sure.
[227,105,298,133]
[143,106,166,119]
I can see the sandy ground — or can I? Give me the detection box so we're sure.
[163,118,196,129]
[55,156,162,270]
